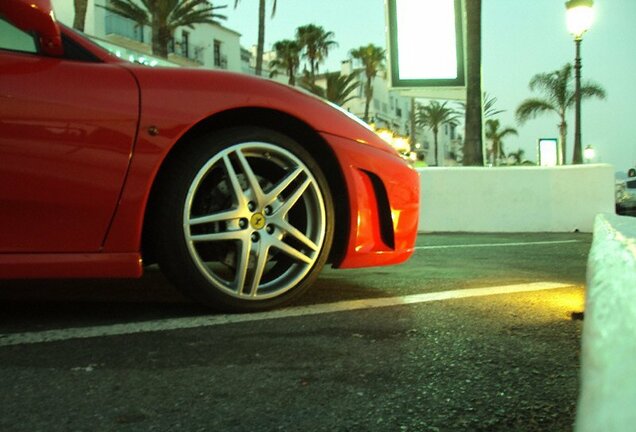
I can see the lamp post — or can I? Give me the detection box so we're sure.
[565,0,595,164]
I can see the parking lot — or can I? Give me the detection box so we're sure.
[0,233,590,431]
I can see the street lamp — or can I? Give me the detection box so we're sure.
[565,0,595,164]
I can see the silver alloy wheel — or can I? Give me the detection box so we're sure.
[183,142,327,300]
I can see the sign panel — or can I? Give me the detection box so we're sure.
[386,0,465,91]
[538,138,559,167]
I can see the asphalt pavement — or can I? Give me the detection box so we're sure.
[0,232,591,431]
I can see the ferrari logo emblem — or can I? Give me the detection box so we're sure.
[250,213,266,230]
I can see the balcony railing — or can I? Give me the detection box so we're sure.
[105,14,143,43]
[169,41,205,65]
[215,54,228,69]
[105,14,206,65]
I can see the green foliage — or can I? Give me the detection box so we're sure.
[296,24,338,84]
[269,39,301,85]
[102,0,148,26]
[417,101,460,132]
[101,0,227,58]
[349,44,385,122]
[416,101,461,166]
[507,149,529,165]
[516,63,606,164]
[485,119,517,166]
[270,23,339,91]
[301,72,360,106]
[457,92,504,119]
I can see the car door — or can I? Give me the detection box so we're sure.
[0,19,139,253]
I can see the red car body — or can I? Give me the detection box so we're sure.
[0,1,419,308]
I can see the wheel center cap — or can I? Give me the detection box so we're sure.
[250,213,266,230]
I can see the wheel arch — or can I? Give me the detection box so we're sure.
[141,107,350,266]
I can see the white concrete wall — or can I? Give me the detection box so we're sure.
[576,213,636,431]
[417,164,615,233]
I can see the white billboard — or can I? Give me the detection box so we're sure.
[386,0,465,98]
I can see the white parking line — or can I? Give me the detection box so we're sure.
[416,239,581,250]
[0,282,575,347]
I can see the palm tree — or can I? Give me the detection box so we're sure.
[508,149,526,165]
[269,39,301,85]
[457,92,504,163]
[73,0,88,31]
[301,72,359,106]
[457,92,504,119]
[102,0,227,58]
[485,119,517,166]
[350,44,385,123]
[234,0,277,76]
[296,24,338,85]
[516,63,605,165]
[416,101,461,166]
[463,0,483,166]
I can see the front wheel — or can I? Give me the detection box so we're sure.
[149,127,334,311]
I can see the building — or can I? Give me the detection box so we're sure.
[52,0,242,70]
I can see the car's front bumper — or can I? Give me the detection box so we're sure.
[321,132,420,269]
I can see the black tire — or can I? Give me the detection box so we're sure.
[149,127,334,311]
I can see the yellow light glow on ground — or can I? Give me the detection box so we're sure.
[547,288,586,315]
[471,285,585,322]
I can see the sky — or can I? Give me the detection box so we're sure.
[224,0,636,173]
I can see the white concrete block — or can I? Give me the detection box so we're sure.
[417,164,615,233]
[576,213,636,432]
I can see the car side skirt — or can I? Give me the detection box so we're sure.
[0,253,143,279]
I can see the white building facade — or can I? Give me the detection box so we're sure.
[329,60,460,166]
[52,0,242,70]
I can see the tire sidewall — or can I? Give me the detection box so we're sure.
[152,126,334,311]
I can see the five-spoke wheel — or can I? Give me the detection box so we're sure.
[150,127,334,311]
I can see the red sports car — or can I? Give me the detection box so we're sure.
[0,0,419,311]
